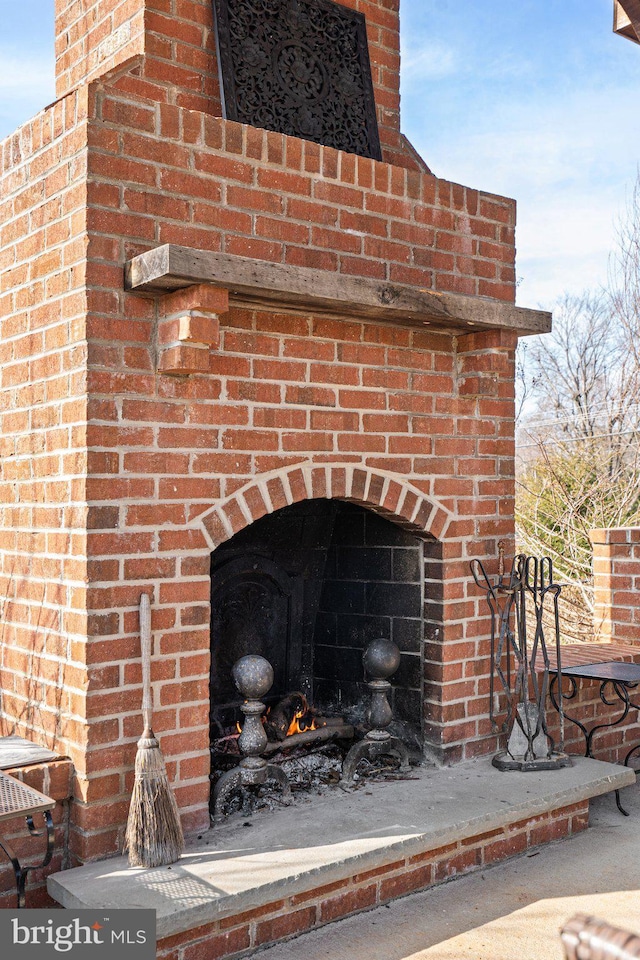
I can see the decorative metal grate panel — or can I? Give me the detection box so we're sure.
[0,772,53,822]
[212,0,382,160]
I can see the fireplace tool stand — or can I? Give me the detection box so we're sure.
[342,639,411,783]
[471,547,570,771]
[213,655,291,821]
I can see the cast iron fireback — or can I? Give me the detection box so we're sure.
[212,0,382,160]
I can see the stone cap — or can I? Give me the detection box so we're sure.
[590,528,640,546]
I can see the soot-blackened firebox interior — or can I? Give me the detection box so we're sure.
[209,500,431,751]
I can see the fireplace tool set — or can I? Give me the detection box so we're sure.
[213,638,409,819]
[471,546,570,771]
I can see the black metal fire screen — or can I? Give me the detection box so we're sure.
[212,0,382,159]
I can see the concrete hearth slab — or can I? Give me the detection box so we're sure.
[47,757,633,939]
[258,782,640,960]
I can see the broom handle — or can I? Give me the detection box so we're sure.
[139,593,153,735]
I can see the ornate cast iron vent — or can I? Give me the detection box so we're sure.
[212,0,382,160]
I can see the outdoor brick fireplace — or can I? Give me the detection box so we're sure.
[0,0,553,913]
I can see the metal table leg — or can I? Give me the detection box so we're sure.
[550,675,638,816]
[0,809,54,908]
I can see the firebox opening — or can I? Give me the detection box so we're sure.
[209,500,436,780]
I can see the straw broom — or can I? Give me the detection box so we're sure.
[125,592,184,867]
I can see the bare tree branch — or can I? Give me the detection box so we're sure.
[516,175,640,641]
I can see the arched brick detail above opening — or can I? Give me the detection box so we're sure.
[199,464,452,549]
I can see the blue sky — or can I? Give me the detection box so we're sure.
[2,1,640,310]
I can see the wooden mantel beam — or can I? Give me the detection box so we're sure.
[124,244,552,337]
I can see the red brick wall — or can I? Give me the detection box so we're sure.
[0,90,91,770]
[0,760,73,909]
[553,679,640,767]
[87,85,515,298]
[592,528,640,645]
[75,267,517,859]
[535,640,640,769]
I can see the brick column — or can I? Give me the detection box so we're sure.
[591,527,640,644]
[420,329,519,765]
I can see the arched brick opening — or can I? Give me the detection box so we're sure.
[203,464,450,797]
[199,463,453,549]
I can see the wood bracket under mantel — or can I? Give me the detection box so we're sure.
[125,244,552,337]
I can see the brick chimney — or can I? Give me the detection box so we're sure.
[55,0,411,164]
[54,0,146,99]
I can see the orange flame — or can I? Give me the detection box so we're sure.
[286,706,318,737]
[236,698,324,738]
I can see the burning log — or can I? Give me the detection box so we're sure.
[263,722,354,756]
[216,686,354,764]
[264,692,320,741]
